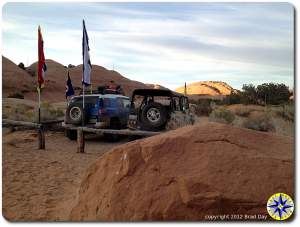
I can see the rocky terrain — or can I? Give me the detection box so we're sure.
[175,81,234,96]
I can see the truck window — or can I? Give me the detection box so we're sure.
[122,99,131,108]
[103,98,112,107]
[116,98,130,108]
[70,96,98,105]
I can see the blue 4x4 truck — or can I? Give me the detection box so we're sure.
[65,93,130,141]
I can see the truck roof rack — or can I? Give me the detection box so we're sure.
[79,86,124,95]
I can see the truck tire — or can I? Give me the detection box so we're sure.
[66,103,86,125]
[65,129,77,140]
[140,102,168,131]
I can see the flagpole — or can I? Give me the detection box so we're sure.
[82,83,85,126]
[38,87,41,124]
[82,19,84,127]
[37,26,40,124]
[82,20,84,127]
[82,19,91,127]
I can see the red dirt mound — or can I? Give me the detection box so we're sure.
[2,56,151,102]
[70,122,294,221]
[25,59,149,102]
[2,56,35,98]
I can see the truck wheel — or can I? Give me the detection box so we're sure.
[65,129,77,140]
[66,103,86,125]
[140,102,167,131]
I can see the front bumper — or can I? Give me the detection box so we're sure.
[95,121,110,128]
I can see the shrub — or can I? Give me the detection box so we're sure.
[8,93,24,99]
[223,83,291,105]
[234,107,252,117]
[68,64,75,68]
[18,62,25,70]
[209,108,235,124]
[242,112,275,132]
[275,105,294,122]
[35,102,65,122]
[257,83,290,105]
[3,101,65,122]
[165,112,194,130]
[195,100,213,116]
[189,99,213,116]
[223,91,242,105]
[3,103,34,121]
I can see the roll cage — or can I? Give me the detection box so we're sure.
[131,89,189,112]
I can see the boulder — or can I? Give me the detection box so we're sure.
[70,122,294,221]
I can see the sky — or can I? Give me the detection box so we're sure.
[2,2,294,90]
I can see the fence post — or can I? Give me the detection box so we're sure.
[77,128,85,153]
[38,125,45,150]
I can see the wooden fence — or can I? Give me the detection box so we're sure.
[3,120,160,153]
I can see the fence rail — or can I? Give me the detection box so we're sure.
[2,119,61,150]
[3,119,42,128]
[2,119,161,152]
[63,123,160,153]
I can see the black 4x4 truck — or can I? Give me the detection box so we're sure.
[128,89,192,131]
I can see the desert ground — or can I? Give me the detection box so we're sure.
[2,128,129,221]
[2,121,294,221]
[2,97,295,220]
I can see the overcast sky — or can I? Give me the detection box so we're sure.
[2,2,294,90]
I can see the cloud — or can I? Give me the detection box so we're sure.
[2,2,294,90]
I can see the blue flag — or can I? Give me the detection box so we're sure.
[82,19,92,86]
[66,71,74,99]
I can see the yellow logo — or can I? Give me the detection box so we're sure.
[267,193,294,220]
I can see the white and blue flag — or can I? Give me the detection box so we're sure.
[82,19,92,86]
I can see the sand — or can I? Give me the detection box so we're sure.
[2,129,127,221]
[70,122,294,221]
[2,121,294,221]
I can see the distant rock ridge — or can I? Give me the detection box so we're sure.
[2,56,154,102]
[175,81,234,96]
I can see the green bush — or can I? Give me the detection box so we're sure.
[223,83,291,105]
[242,113,275,132]
[18,62,25,70]
[223,91,242,105]
[209,108,235,124]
